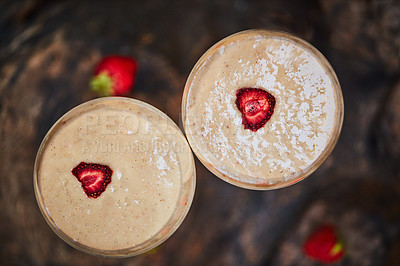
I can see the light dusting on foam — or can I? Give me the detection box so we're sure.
[218,46,225,55]
[156,156,169,173]
[188,33,337,182]
[150,134,178,188]
[155,155,174,188]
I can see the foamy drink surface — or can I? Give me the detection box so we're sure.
[35,97,195,256]
[182,30,343,189]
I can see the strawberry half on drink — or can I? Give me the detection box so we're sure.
[235,87,276,132]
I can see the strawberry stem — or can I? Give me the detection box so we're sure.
[330,241,343,255]
[90,72,114,96]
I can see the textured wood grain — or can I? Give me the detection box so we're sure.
[1,0,400,265]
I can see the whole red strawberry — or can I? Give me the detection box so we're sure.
[303,225,345,263]
[90,55,138,96]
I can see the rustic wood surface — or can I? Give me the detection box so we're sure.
[1,0,400,265]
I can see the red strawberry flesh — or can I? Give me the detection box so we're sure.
[235,88,276,131]
[71,162,112,198]
[303,225,345,263]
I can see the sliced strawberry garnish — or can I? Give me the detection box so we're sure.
[71,162,112,198]
[303,225,345,263]
[235,88,276,132]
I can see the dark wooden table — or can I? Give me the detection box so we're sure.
[1,0,400,265]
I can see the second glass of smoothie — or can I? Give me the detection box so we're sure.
[182,29,344,190]
[34,97,196,257]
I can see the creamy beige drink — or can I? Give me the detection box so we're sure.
[182,30,343,190]
[34,97,195,257]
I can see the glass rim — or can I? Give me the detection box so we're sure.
[181,29,344,190]
[34,96,196,257]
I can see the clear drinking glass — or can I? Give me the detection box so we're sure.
[182,29,344,190]
[34,97,196,257]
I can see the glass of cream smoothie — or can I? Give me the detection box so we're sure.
[34,97,196,257]
[182,29,343,190]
